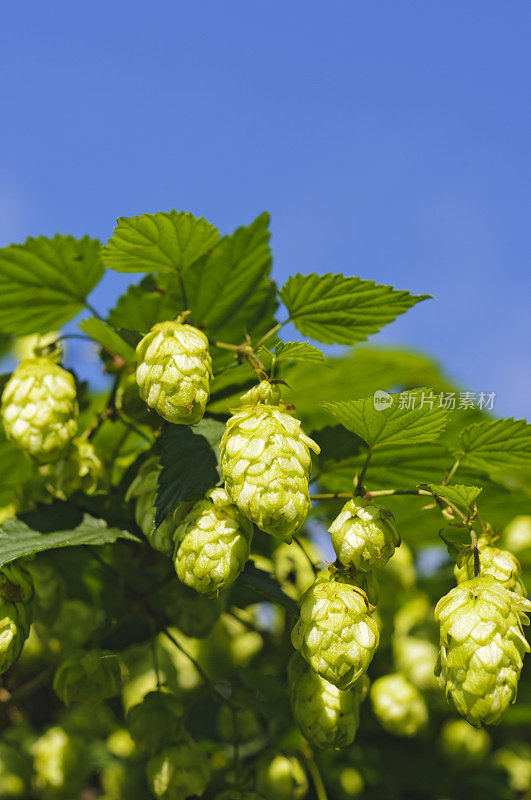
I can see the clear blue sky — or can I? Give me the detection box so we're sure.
[1,1,529,418]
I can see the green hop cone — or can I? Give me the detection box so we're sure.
[135,319,213,425]
[217,704,263,743]
[53,649,121,706]
[173,488,253,597]
[502,515,531,554]
[1,357,78,463]
[454,538,527,596]
[392,635,438,690]
[329,498,400,572]
[255,754,308,800]
[0,740,31,798]
[32,726,86,800]
[494,744,531,793]
[146,735,211,800]
[291,573,379,690]
[126,456,176,556]
[219,382,320,543]
[0,565,33,674]
[434,576,531,726]
[44,439,104,499]
[215,793,266,800]
[157,579,226,638]
[370,673,428,737]
[289,654,368,750]
[127,691,184,755]
[440,719,490,766]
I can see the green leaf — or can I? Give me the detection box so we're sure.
[107,275,184,333]
[457,418,531,472]
[280,273,430,345]
[104,211,220,274]
[156,418,225,525]
[239,562,298,615]
[0,235,105,335]
[79,317,136,361]
[424,483,482,509]
[0,514,139,568]
[258,340,326,368]
[321,389,448,448]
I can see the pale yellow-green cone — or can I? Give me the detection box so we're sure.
[370,673,428,737]
[44,439,104,499]
[288,654,368,749]
[272,539,322,600]
[174,487,253,597]
[435,576,531,726]
[440,719,490,766]
[392,635,438,690]
[291,573,379,690]
[454,538,527,596]
[32,726,86,799]
[146,735,211,800]
[502,516,531,554]
[135,319,212,424]
[219,384,320,542]
[0,564,33,674]
[217,704,262,743]
[329,498,400,572]
[255,754,308,800]
[126,456,177,556]
[53,649,121,706]
[381,540,417,589]
[1,357,78,463]
[493,744,531,793]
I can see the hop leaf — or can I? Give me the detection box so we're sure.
[135,319,213,424]
[1,357,78,463]
[173,488,253,597]
[53,649,121,706]
[435,576,531,725]
[219,384,320,542]
[255,754,308,800]
[291,574,379,690]
[329,498,400,572]
[126,456,177,555]
[146,735,211,800]
[370,673,428,737]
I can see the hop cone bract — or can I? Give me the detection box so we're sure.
[219,383,320,542]
[289,654,368,749]
[173,487,253,597]
[136,320,212,424]
[454,538,526,596]
[0,564,33,674]
[146,735,211,800]
[53,649,121,706]
[1,357,78,463]
[329,498,400,572]
[435,576,531,726]
[45,439,104,500]
[126,456,176,556]
[370,673,428,737]
[255,754,308,800]
[291,574,379,690]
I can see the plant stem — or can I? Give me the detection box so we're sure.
[309,492,354,500]
[470,529,480,577]
[85,302,103,320]
[356,447,373,494]
[302,751,328,800]
[293,537,319,575]
[161,628,234,707]
[443,456,462,485]
[253,321,286,350]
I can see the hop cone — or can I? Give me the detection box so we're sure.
[53,649,121,706]
[440,719,490,765]
[392,635,438,690]
[289,654,368,749]
[0,741,31,798]
[255,754,308,800]
[291,573,379,690]
[217,704,262,743]
[45,439,104,500]
[174,488,253,597]
[215,793,266,800]
[1,357,78,463]
[329,498,400,572]
[219,382,320,542]
[502,515,531,554]
[0,565,33,674]
[136,319,213,424]
[157,580,226,638]
[32,727,86,799]
[454,538,526,596]
[370,673,428,737]
[435,576,531,725]
[146,735,211,800]
[126,456,176,556]
[128,691,184,755]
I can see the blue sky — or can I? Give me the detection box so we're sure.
[1,1,529,418]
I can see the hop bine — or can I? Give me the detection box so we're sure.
[219,381,320,542]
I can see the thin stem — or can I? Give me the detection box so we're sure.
[310,492,354,500]
[302,751,328,800]
[177,274,188,311]
[253,321,286,350]
[355,447,373,495]
[55,333,92,343]
[470,529,480,577]
[85,302,103,320]
[443,456,462,486]
[293,537,319,575]
[150,633,162,689]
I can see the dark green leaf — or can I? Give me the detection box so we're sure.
[238,562,298,615]
[425,483,482,509]
[108,275,184,334]
[457,418,531,473]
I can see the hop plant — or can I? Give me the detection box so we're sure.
[219,382,320,542]
[434,576,531,726]
[217,704,263,743]
[272,539,321,600]
[44,439,104,499]
[502,515,531,554]
[173,487,253,597]
[329,497,399,572]
[0,740,31,798]
[23,556,64,624]
[289,654,368,749]
[126,456,177,556]
[440,719,490,766]
[255,754,308,800]
[135,319,213,424]
[370,673,428,737]
[127,691,185,755]
[493,744,531,793]
[1,357,78,463]
[392,635,438,690]
[53,649,121,706]
[215,793,266,800]
[146,735,211,800]
[454,537,527,596]
[157,580,226,638]
[0,565,33,674]
[291,573,379,690]
[32,726,86,799]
